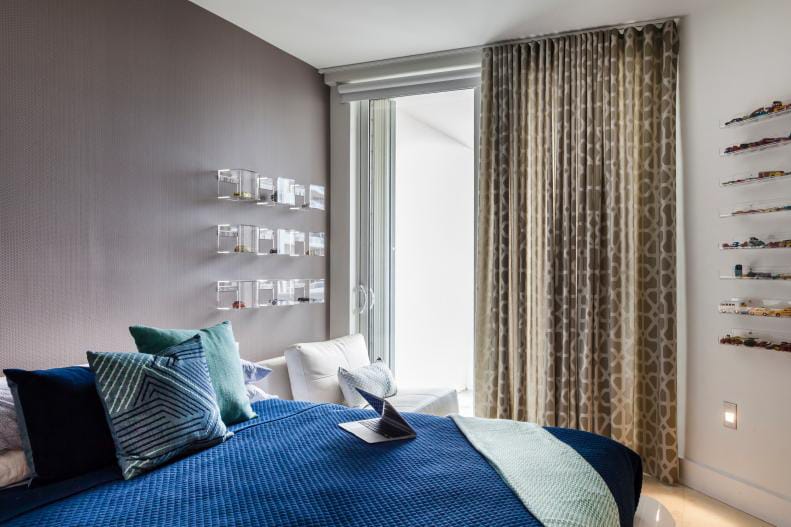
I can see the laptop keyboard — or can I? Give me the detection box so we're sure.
[358,418,404,438]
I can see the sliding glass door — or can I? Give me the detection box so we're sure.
[357,99,395,367]
[356,89,477,407]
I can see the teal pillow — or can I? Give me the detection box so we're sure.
[88,336,231,479]
[129,321,254,425]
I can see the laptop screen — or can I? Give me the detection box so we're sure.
[356,388,414,433]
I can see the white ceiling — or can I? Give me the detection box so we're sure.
[188,0,708,69]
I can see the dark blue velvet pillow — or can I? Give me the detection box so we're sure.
[3,366,117,485]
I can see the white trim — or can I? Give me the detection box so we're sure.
[338,68,480,95]
[328,90,357,339]
[321,47,481,86]
[339,77,480,104]
[681,458,791,526]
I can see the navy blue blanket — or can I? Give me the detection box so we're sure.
[2,400,641,526]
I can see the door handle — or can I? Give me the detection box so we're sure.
[368,288,375,311]
[357,285,369,315]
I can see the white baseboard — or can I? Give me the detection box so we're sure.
[681,458,791,527]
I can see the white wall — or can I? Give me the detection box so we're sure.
[680,2,791,524]
[393,93,475,390]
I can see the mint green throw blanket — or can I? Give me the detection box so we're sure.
[452,415,620,527]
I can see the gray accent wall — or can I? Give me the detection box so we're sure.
[0,0,329,370]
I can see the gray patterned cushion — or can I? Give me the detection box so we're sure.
[87,336,231,480]
[338,362,397,408]
[0,378,22,453]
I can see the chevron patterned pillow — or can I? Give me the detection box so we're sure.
[87,336,232,480]
[338,361,397,408]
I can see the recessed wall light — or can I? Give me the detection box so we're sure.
[723,401,737,429]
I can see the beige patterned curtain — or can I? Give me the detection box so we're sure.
[475,21,679,484]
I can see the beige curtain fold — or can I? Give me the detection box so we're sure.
[475,21,679,484]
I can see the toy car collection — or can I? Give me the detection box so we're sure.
[723,132,791,154]
[724,100,791,127]
[721,170,790,186]
[719,300,791,317]
[731,265,791,280]
[719,334,791,352]
[721,236,791,249]
[729,201,791,215]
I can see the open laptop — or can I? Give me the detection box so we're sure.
[338,388,417,443]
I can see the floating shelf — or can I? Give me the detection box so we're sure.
[216,279,325,310]
[720,234,791,250]
[720,170,791,187]
[217,225,324,256]
[217,171,325,211]
[720,135,791,156]
[721,100,791,128]
[719,329,791,353]
[718,298,791,318]
[217,169,259,202]
[307,232,325,256]
[719,198,791,218]
[719,265,791,281]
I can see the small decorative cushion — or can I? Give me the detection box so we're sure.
[0,378,22,453]
[88,336,231,480]
[245,384,278,403]
[2,366,117,484]
[0,450,29,488]
[338,361,397,408]
[241,360,271,384]
[129,321,254,425]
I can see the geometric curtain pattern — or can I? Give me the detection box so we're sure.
[475,22,679,484]
[87,336,231,479]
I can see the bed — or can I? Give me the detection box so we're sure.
[1,399,642,526]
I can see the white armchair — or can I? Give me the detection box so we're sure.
[258,334,459,417]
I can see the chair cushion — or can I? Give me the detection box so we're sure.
[284,334,370,404]
[386,387,459,417]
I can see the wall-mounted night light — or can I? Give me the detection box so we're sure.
[723,401,737,429]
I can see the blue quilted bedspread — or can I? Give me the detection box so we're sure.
[1,400,641,526]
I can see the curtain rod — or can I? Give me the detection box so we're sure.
[319,15,681,74]
[488,15,681,48]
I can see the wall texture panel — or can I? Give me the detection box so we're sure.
[0,0,329,370]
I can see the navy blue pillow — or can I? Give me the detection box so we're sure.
[3,366,117,485]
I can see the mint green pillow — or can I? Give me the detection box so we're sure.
[128,321,254,425]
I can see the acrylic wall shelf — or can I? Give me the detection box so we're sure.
[721,100,791,128]
[217,279,325,310]
[720,135,791,156]
[217,169,259,201]
[719,329,791,353]
[720,170,791,187]
[216,171,325,211]
[718,298,791,318]
[308,232,325,256]
[308,184,325,211]
[719,233,791,250]
[217,225,324,256]
[719,198,791,218]
[217,280,258,310]
[719,265,791,281]
[217,224,258,254]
